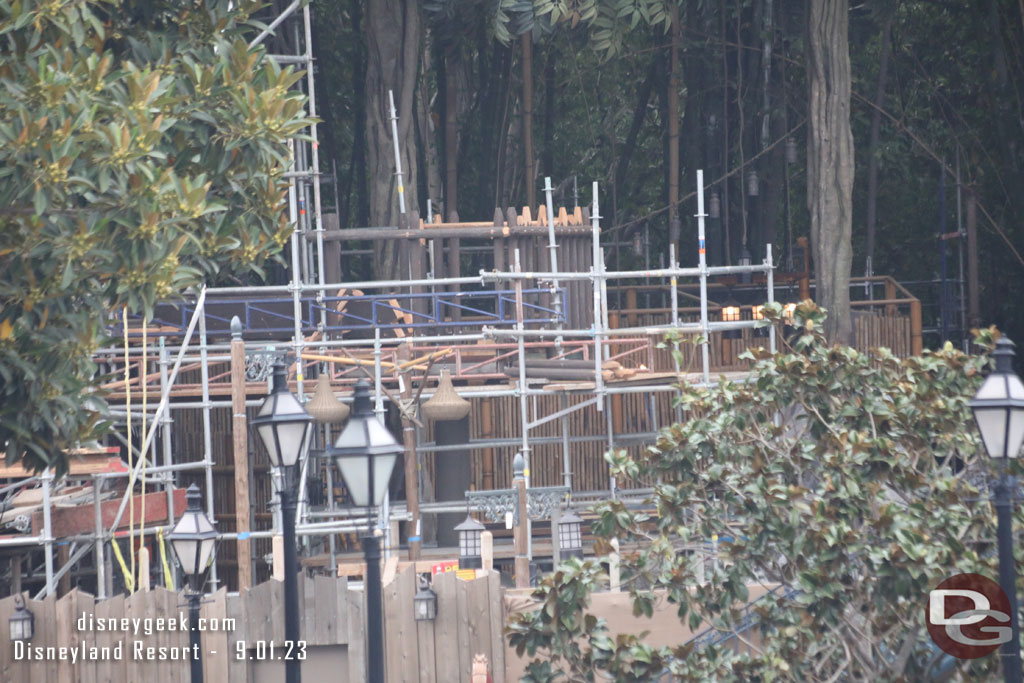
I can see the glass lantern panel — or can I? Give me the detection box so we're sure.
[197,537,217,573]
[1008,407,1024,458]
[256,423,280,467]
[275,421,309,467]
[975,407,1008,458]
[372,453,398,506]
[10,618,23,641]
[172,538,200,575]
[416,600,428,620]
[1009,375,1024,400]
[336,456,370,507]
[365,418,399,450]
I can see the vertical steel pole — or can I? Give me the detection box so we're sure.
[159,339,175,529]
[591,183,604,412]
[766,243,776,354]
[696,170,711,385]
[188,593,203,683]
[42,468,54,596]
[994,467,1023,683]
[281,482,302,683]
[544,177,563,349]
[388,90,407,216]
[93,479,106,598]
[198,311,218,590]
[364,531,384,683]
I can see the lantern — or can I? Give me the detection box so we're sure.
[9,595,33,641]
[454,515,485,570]
[558,509,584,560]
[168,484,218,591]
[970,338,1024,459]
[330,380,403,507]
[252,360,313,469]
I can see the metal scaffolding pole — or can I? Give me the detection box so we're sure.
[696,170,712,384]
[198,309,219,590]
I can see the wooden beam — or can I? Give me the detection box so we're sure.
[231,333,253,591]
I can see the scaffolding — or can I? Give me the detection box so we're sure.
[0,2,915,599]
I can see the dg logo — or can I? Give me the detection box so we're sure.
[927,573,1012,659]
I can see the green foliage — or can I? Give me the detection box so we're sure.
[0,0,312,475]
[508,303,1018,681]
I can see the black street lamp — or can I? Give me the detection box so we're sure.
[970,336,1024,683]
[329,379,402,683]
[252,360,313,683]
[168,484,218,683]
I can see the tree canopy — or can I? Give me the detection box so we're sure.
[0,0,311,474]
[508,309,1017,681]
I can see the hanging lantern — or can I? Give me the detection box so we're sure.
[455,515,485,569]
[421,369,471,422]
[632,231,643,256]
[9,595,34,641]
[746,169,759,197]
[785,136,798,165]
[709,192,721,219]
[558,509,584,560]
[706,113,718,137]
[307,373,350,425]
[413,575,438,621]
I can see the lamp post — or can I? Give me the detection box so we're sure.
[329,379,403,683]
[970,336,1024,683]
[252,360,313,683]
[168,484,218,683]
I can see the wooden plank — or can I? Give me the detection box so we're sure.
[301,574,317,645]
[0,454,125,479]
[486,571,506,677]
[231,334,253,591]
[225,590,248,683]
[29,593,59,682]
[98,593,127,683]
[416,616,437,683]
[310,575,337,646]
[384,565,414,681]
[432,570,460,683]
[346,582,366,683]
[201,588,229,683]
[396,567,420,681]
[455,573,472,682]
[466,574,492,674]
[334,575,350,646]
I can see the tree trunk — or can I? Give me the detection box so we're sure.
[418,30,443,216]
[864,14,893,280]
[807,0,854,343]
[443,44,458,219]
[522,32,535,208]
[543,44,555,179]
[365,0,421,280]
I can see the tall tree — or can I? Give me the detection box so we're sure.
[365,0,421,278]
[0,0,310,475]
[807,0,854,342]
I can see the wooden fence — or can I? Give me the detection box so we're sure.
[0,568,504,682]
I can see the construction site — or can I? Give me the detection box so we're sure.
[0,0,926,613]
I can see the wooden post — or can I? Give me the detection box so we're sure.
[884,278,896,317]
[481,398,494,490]
[522,34,536,209]
[272,534,284,581]
[397,345,421,560]
[910,299,923,356]
[966,189,980,329]
[513,458,529,589]
[230,318,253,591]
[609,538,620,592]
[58,544,71,596]
[481,531,493,574]
[138,547,150,592]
